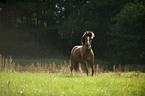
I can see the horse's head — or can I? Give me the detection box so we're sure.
[81,31,95,49]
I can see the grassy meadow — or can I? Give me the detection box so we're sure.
[0,56,145,96]
[0,72,145,96]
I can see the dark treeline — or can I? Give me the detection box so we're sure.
[0,0,145,65]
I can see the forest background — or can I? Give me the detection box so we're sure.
[0,0,145,67]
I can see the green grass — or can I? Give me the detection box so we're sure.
[0,72,145,96]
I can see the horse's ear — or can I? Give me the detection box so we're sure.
[81,32,86,45]
[91,32,95,39]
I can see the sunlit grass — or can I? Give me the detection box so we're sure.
[0,72,145,96]
[0,55,145,95]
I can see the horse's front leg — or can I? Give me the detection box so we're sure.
[83,61,89,76]
[88,60,94,76]
[90,60,95,76]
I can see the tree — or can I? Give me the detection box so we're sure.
[109,1,145,64]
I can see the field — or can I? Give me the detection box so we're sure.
[0,72,145,96]
[0,56,145,96]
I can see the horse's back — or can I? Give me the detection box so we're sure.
[71,46,82,54]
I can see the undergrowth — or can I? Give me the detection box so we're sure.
[0,55,145,75]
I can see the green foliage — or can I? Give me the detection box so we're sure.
[0,72,145,96]
[109,1,145,64]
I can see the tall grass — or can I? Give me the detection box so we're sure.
[0,55,145,74]
[0,55,15,72]
[0,55,71,74]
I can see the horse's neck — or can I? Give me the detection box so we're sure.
[81,45,91,53]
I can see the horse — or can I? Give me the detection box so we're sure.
[70,31,95,76]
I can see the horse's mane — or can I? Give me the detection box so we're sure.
[81,31,95,45]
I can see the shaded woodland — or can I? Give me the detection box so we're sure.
[0,0,145,65]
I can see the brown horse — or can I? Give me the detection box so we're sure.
[70,31,95,76]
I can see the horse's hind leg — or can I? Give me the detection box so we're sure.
[70,60,75,76]
[70,64,73,76]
